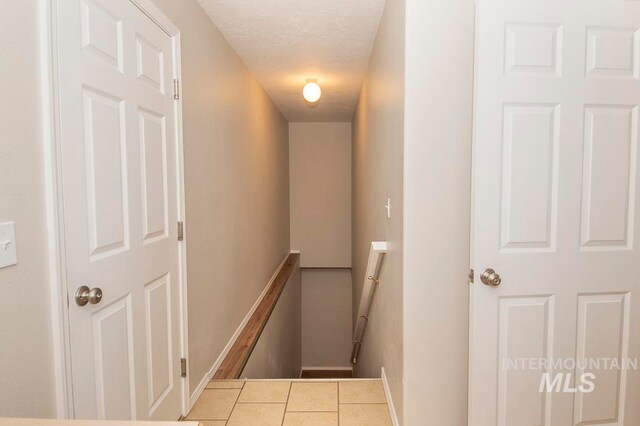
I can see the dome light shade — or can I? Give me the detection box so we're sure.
[303,81,322,103]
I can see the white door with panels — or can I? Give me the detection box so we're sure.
[470,0,640,424]
[56,0,184,420]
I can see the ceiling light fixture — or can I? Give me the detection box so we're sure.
[303,79,322,103]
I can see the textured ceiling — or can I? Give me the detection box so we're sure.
[196,0,386,122]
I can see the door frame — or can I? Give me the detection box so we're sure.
[40,0,190,418]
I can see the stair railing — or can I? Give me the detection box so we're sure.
[351,241,387,365]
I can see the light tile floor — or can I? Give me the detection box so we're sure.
[186,379,393,426]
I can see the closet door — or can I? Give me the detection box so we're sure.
[470,0,640,424]
[56,0,183,419]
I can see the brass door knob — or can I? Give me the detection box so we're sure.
[75,286,103,306]
[480,269,501,287]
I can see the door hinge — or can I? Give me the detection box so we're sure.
[177,221,184,241]
[469,268,475,284]
[180,358,187,378]
[173,78,180,100]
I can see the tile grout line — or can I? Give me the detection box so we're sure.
[281,381,293,426]
[235,402,292,405]
[224,384,243,423]
[224,381,243,425]
[337,381,340,426]
[339,402,391,405]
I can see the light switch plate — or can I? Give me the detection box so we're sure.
[0,222,17,269]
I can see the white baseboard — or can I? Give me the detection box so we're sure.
[381,367,400,426]
[188,253,292,408]
[189,363,215,408]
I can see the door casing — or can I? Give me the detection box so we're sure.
[40,0,190,418]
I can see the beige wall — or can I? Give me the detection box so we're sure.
[403,0,474,423]
[149,0,290,395]
[242,258,301,378]
[351,0,405,421]
[0,0,57,418]
[289,122,353,368]
[289,122,351,268]
[301,269,352,368]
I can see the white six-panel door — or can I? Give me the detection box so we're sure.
[470,0,640,424]
[56,0,183,420]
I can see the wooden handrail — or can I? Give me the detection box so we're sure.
[213,252,300,379]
